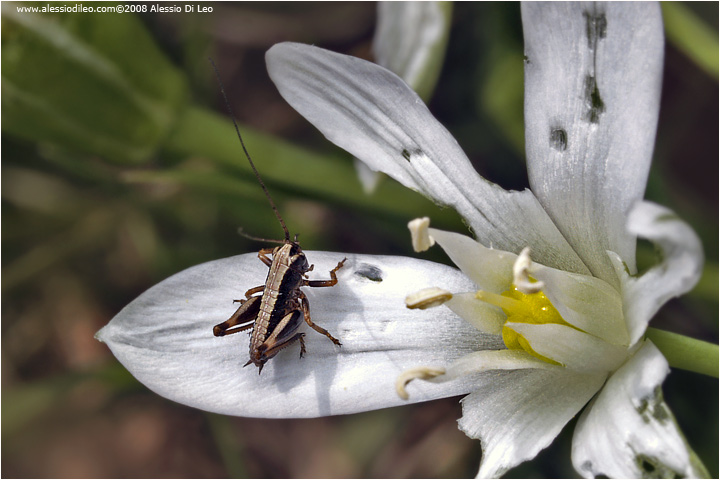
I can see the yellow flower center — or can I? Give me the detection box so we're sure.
[476,285,573,364]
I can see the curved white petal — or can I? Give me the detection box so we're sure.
[373,1,450,98]
[610,201,704,344]
[523,3,664,285]
[399,349,558,401]
[353,157,382,194]
[429,228,516,292]
[533,264,628,346]
[458,368,606,478]
[266,42,589,274]
[438,349,560,382]
[572,340,708,478]
[505,322,627,373]
[446,292,505,335]
[96,252,504,417]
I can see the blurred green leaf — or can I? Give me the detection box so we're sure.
[165,106,465,229]
[205,414,248,478]
[1,2,188,163]
[1,2,464,235]
[662,2,719,79]
[480,49,525,154]
[2,207,116,290]
[2,362,138,439]
[464,3,526,161]
[1,380,58,438]
[691,262,719,302]
[339,409,403,466]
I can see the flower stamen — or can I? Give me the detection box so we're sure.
[406,287,453,309]
[408,217,435,252]
[396,366,446,400]
[475,290,532,316]
[513,247,545,294]
[477,284,571,366]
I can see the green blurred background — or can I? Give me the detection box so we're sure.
[2,2,717,477]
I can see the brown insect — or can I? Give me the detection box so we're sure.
[210,60,345,373]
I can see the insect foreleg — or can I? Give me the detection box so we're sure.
[305,258,347,288]
[299,292,342,346]
[258,247,275,267]
[241,285,265,300]
[213,295,261,337]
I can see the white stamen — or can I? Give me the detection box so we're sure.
[513,247,545,294]
[396,366,446,400]
[408,217,435,252]
[406,287,453,309]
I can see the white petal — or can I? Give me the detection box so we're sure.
[522,3,664,285]
[373,1,450,98]
[438,349,560,382]
[266,42,589,274]
[398,349,558,401]
[533,264,629,346]
[429,227,516,292]
[505,322,627,374]
[458,368,606,478]
[446,292,505,335]
[610,201,704,345]
[353,157,382,194]
[572,340,708,478]
[96,252,504,417]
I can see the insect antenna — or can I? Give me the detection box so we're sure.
[209,58,291,243]
[236,227,287,245]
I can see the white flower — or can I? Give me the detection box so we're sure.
[96,2,710,478]
[398,212,703,478]
[261,2,708,476]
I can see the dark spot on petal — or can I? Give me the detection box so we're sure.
[584,11,607,48]
[584,75,605,123]
[523,55,530,64]
[550,128,567,151]
[401,148,424,162]
[652,402,670,422]
[639,458,657,476]
[637,386,670,424]
[579,461,609,479]
[635,454,680,478]
[354,263,383,282]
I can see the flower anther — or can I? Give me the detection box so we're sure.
[513,247,545,294]
[396,366,447,400]
[408,217,435,252]
[406,287,453,310]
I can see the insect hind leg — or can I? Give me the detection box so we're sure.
[213,295,261,336]
[262,332,307,360]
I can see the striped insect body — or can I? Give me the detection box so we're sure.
[210,60,345,373]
